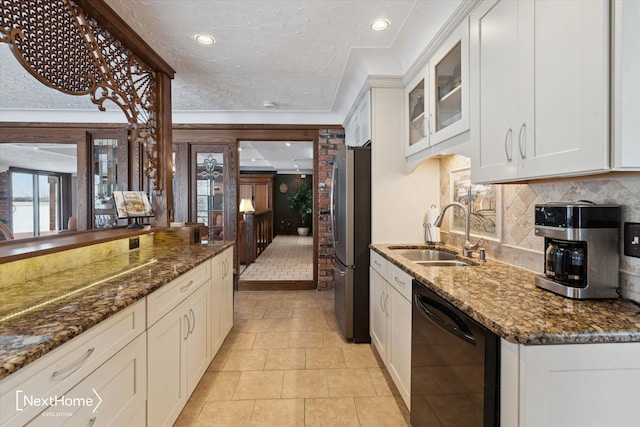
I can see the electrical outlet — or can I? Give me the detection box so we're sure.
[129,236,140,250]
[623,222,640,258]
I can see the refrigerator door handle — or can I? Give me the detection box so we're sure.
[330,160,338,248]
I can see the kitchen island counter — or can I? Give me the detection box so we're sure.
[371,244,640,345]
[0,240,233,380]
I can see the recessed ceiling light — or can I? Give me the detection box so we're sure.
[370,18,390,31]
[263,101,277,108]
[285,142,291,147]
[194,33,216,46]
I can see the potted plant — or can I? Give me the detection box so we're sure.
[287,182,313,236]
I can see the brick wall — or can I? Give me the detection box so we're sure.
[0,171,10,230]
[316,129,344,290]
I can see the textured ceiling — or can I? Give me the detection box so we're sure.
[0,0,461,124]
[104,0,410,112]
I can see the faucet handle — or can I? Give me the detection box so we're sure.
[470,238,485,251]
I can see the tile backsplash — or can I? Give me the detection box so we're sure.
[439,155,640,303]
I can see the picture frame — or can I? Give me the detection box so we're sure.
[449,167,501,241]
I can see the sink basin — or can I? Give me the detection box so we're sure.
[392,248,458,262]
[391,248,472,267]
[414,260,471,267]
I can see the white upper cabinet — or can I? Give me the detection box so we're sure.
[345,91,371,147]
[470,0,610,183]
[429,17,470,146]
[612,0,640,170]
[405,18,470,158]
[405,71,429,156]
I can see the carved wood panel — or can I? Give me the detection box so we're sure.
[1,0,162,192]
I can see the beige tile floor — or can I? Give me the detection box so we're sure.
[174,289,411,426]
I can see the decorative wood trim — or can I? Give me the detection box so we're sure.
[74,0,175,77]
[1,0,171,194]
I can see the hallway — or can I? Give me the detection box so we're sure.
[174,289,410,426]
[240,235,314,282]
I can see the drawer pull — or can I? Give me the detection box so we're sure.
[180,280,194,292]
[52,347,95,378]
[394,276,406,286]
[374,260,382,267]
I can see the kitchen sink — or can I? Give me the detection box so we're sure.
[414,260,471,267]
[392,248,458,261]
[391,248,472,267]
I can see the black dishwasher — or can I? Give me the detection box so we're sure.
[411,280,500,427]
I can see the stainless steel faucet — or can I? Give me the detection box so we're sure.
[434,202,485,260]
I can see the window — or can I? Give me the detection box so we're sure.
[9,168,70,238]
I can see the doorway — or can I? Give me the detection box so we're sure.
[237,140,315,291]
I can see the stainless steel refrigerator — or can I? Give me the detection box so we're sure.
[331,144,371,343]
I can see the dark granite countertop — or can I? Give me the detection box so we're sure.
[371,244,640,345]
[0,240,233,380]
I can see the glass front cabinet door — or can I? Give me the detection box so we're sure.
[405,71,429,157]
[428,17,470,146]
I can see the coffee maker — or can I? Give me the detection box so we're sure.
[534,202,621,299]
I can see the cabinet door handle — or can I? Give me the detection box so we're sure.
[384,294,390,315]
[189,309,196,334]
[379,291,386,313]
[183,314,190,340]
[518,122,527,159]
[504,128,513,162]
[52,348,95,378]
[180,280,194,292]
[427,113,433,135]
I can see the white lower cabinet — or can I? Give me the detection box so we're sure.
[147,281,211,427]
[0,301,146,427]
[369,268,388,361]
[385,283,411,409]
[501,340,640,427]
[369,251,412,410]
[28,333,147,426]
[215,247,234,352]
